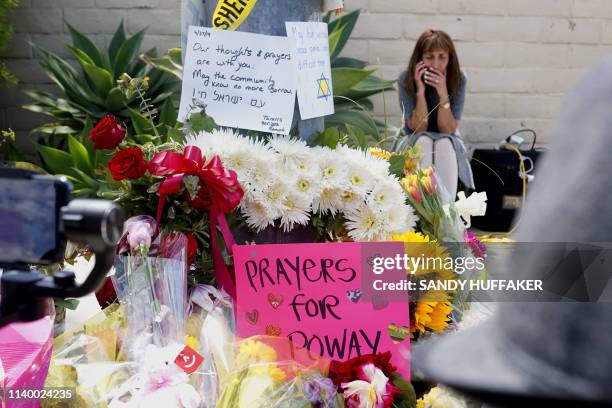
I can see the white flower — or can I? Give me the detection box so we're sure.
[259,179,291,218]
[241,196,275,232]
[317,148,348,189]
[381,204,418,235]
[313,187,345,215]
[341,188,367,212]
[341,364,391,408]
[268,134,310,171]
[444,191,488,228]
[364,150,391,178]
[185,128,242,158]
[344,204,386,242]
[280,191,311,231]
[366,180,405,212]
[337,147,377,194]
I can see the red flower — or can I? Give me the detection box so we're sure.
[328,352,397,388]
[186,233,199,264]
[160,232,199,264]
[95,277,117,308]
[108,147,148,181]
[88,114,126,150]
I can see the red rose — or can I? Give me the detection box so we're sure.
[160,232,199,264]
[108,147,148,181]
[328,351,397,387]
[89,114,126,150]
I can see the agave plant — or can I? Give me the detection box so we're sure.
[324,9,396,144]
[23,21,180,142]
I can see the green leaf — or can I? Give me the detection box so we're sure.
[141,50,183,80]
[109,20,127,65]
[327,9,360,60]
[345,123,368,149]
[65,167,99,190]
[82,63,113,98]
[388,154,407,178]
[186,111,219,133]
[37,144,74,174]
[67,134,92,174]
[66,22,104,68]
[7,143,26,162]
[80,116,96,164]
[331,67,373,96]
[128,107,154,135]
[328,25,344,58]
[168,48,182,65]
[113,28,146,78]
[309,127,340,149]
[53,298,80,310]
[390,373,416,407]
[166,126,186,144]
[325,110,382,140]
[344,74,396,101]
[67,45,96,67]
[331,56,367,69]
[105,86,126,112]
[159,98,177,128]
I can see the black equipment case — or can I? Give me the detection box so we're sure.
[470,130,545,232]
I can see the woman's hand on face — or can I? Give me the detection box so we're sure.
[414,61,427,94]
[424,67,448,98]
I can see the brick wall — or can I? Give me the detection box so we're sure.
[343,0,612,145]
[2,0,612,151]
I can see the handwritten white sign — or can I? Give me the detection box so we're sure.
[285,22,334,120]
[179,26,298,135]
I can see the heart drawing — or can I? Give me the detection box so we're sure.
[267,293,283,309]
[372,294,389,310]
[245,309,259,325]
[387,323,409,344]
[346,289,363,303]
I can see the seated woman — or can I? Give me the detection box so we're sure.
[394,29,475,202]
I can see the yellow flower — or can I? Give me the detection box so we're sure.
[249,364,286,382]
[420,174,436,196]
[235,339,278,368]
[185,335,199,352]
[412,301,453,337]
[417,387,467,408]
[369,147,392,160]
[392,231,431,243]
[391,231,455,280]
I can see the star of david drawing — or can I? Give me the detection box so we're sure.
[317,73,332,101]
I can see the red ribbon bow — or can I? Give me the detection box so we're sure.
[149,145,243,297]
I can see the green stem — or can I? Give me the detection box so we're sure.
[135,86,160,138]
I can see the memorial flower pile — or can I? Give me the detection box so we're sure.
[186,129,418,241]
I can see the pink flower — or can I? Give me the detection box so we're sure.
[117,215,158,253]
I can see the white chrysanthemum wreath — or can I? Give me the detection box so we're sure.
[185,129,417,241]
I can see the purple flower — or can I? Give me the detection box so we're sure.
[302,375,337,408]
[465,231,487,259]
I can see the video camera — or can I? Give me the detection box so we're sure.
[0,167,124,327]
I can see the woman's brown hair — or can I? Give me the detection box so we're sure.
[404,29,462,97]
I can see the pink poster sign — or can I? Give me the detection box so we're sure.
[234,241,410,377]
